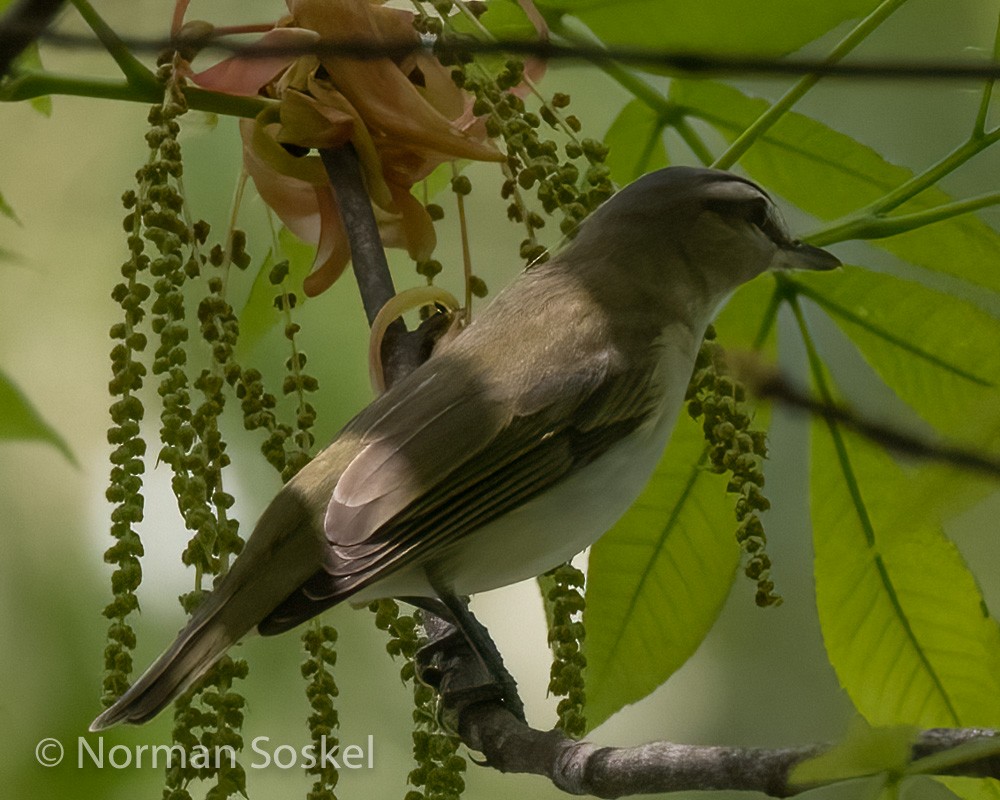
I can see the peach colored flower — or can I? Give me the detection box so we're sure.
[187,0,504,296]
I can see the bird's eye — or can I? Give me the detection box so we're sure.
[741,197,770,229]
[704,195,770,229]
[704,193,791,246]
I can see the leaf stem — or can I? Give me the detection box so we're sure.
[552,20,675,117]
[451,162,475,320]
[68,0,158,91]
[552,20,721,169]
[805,127,1000,246]
[712,0,910,170]
[872,131,1000,215]
[751,283,784,351]
[673,117,714,166]
[805,190,1000,246]
[0,67,275,117]
[973,10,1000,137]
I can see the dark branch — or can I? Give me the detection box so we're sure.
[318,145,396,326]
[318,144,446,387]
[0,0,65,77]
[418,616,1000,798]
[744,364,1000,481]
[7,25,1000,82]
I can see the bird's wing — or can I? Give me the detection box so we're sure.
[258,347,661,633]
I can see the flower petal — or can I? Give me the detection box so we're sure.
[292,0,504,163]
[303,185,353,296]
[193,27,320,96]
[241,118,323,245]
[384,181,436,260]
[278,89,355,149]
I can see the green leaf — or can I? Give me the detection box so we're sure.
[0,188,19,224]
[237,227,316,354]
[545,0,883,57]
[583,412,740,729]
[603,98,668,186]
[790,718,917,786]
[15,42,52,116]
[811,426,1000,728]
[792,266,1000,447]
[0,369,75,464]
[935,778,1000,800]
[671,79,1000,294]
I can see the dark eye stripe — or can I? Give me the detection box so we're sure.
[704,196,791,246]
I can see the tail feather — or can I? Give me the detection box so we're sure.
[90,487,324,731]
[90,603,236,730]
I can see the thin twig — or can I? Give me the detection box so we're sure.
[739,363,1000,481]
[712,0,908,169]
[8,25,1000,81]
[417,613,1000,798]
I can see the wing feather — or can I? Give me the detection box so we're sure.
[257,358,661,635]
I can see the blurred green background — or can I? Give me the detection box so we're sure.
[1,1,999,799]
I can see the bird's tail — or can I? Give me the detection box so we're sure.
[90,489,323,731]
[89,590,241,730]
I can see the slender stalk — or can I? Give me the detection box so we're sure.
[973,11,1000,137]
[713,0,910,170]
[870,132,1000,215]
[69,0,158,90]
[0,68,275,117]
[806,190,1000,247]
[451,162,475,320]
[751,283,784,351]
[674,117,714,166]
[805,128,1000,246]
[0,70,156,103]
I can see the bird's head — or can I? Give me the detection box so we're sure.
[561,167,840,320]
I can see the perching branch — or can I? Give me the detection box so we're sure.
[318,144,453,388]
[416,613,1000,798]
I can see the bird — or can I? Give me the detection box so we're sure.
[91,166,839,731]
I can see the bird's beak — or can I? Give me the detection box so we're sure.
[771,241,841,272]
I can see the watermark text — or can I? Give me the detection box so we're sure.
[34,735,375,770]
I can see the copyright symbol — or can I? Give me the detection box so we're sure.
[35,738,64,767]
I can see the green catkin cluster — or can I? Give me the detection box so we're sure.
[217,256,334,797]
[102,185,152,705]
[302,621,341,800]
[261,259,337,800]
[227,257,318,482]
[165,657,249,800]
[414,1,614,267]
[686,326,780,607]
[542,563,587,737]
[370,600,467,800]
[127,60,250,800]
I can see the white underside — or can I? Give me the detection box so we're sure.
[351,323,700,603]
